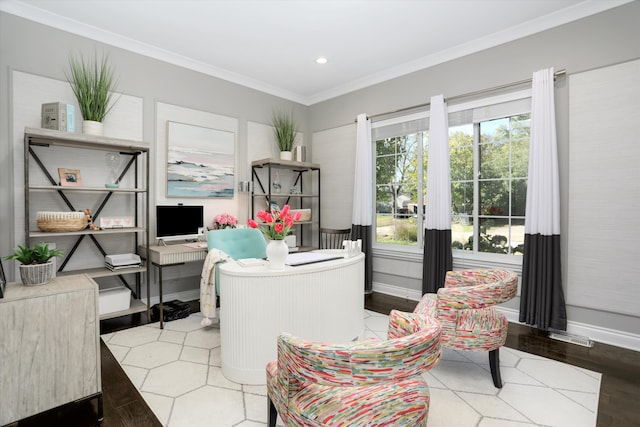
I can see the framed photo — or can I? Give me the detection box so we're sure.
[0,258,6,298]
[166,121,235,198]
[58,168,82,187]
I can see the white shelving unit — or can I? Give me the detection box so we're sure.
[23,127,151,320]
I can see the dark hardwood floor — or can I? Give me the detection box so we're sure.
[11,294,639,427]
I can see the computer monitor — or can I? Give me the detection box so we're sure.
[156,205,204,242]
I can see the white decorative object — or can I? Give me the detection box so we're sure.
[266,239,288,270]
[279,151,293,161]
[82,120,104,136]
[343,239,362,258]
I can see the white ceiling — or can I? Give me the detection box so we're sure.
[2,0,631,105]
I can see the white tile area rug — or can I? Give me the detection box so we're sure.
[101,310,601,427]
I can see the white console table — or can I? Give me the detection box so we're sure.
[219,252,365,384]
[139,244,207,328]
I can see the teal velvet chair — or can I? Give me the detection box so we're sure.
[207,228,267,294]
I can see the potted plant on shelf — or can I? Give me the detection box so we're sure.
[4,243,64,286]
[271,110,298,161]
[65,52,118,136]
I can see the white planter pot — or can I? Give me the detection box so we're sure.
[82,120,104,136]
[279,151,293,161]
[19,262,55,285]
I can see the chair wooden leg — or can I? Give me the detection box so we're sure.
[268,396,278,427]
[489,348,502,388]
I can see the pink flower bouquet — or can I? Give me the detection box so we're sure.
[248,204,301,240]
[212,213,238,230]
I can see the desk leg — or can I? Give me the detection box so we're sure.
[157,264,164,330]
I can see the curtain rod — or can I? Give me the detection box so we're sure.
[357,69,566,122]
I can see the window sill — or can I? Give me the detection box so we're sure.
[371,246,523,274]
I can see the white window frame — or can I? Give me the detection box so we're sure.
[371,89,532,266]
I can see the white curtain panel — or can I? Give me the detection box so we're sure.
[525,68,561,235]
[352,113,373,226]
[425,94,451,229]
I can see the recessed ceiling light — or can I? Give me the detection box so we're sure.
[316,57,328,64]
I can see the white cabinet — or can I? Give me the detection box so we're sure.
[0,275,102,424]
[23,127,150,319]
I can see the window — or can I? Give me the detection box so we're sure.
[373,93,530,259]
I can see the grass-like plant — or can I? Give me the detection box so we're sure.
[5,242,64,265]
[271,110,298,151]
[65,52,118,122]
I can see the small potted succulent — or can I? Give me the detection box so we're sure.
[5,243,64,285]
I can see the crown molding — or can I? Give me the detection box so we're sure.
[2,0,633,106]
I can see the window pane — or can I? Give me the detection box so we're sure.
[479,180,509,216]
[452,214,473,251]
[375,134,421,246]
[511,218,525,255]
[450,125,473,181]
[479,217,510,254]
[452,181,473,215]
[511,178,527,216]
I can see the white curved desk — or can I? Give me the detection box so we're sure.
[219,252,365,384]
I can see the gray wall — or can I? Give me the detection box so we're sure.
[308,2,640,343]
[0,12,309,297]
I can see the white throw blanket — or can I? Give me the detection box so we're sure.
[200,248,231,326]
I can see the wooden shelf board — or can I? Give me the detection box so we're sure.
[29,227,145,238]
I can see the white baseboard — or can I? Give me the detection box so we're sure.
[373,281,640,352]
[498,307,640,352]
[372,281,422,302]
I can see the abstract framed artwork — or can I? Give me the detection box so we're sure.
[166,121,235,198]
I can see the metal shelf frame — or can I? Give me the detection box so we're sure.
[23,127,151,320]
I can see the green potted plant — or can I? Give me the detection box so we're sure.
[65,52,118,136]
[5,243,64,286]
[271,110,298,161]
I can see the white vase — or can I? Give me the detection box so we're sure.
[266,239,288,270]
[19,262,54,285]
[82,120,104,136]
[279,151,293,161]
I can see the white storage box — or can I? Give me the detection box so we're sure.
[99,286,132,315]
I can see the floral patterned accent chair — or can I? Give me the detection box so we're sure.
[413,268,518,388]
[266,310,441,427]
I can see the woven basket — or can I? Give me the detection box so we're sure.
[37,211,87,232]
[291,209,311,222]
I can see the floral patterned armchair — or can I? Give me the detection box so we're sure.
[266,310,441,427]
[413,268,518,388]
